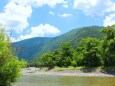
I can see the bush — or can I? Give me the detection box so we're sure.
[0,27,22,86]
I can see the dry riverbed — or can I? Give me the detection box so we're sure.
[21,67,115,77]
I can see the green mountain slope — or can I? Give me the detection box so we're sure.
[13,37,53,60]
[12,26,103,61]
[70,26,103,47]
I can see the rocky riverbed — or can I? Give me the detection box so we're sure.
[21,67,115,77]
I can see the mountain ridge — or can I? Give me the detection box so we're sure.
[12,26,103,61]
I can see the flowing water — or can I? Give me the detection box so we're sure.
[13,75,115,86]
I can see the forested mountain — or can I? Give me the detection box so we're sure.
[12,26,103,61]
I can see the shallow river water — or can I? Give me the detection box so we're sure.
[13,75,115,86]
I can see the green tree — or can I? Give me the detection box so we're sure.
[101,25,115,67]
[0,27,21,86]
[52,49,61,67]
[73,49,82,66]
[59,42,74,67]
[39,52,57,69]
[77,38,102,67]
[38,43,75,67]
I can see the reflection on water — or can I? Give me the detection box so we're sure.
[13,75,115,86]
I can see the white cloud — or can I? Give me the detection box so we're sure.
[49,11,55,15]
[0,0,66,34]
[58,13,72,17]
[73,0,113,16]
[74,0,98,8]
[105,1,115,12]
[103,13,115,27]
[103,1,115,26]
[18,24,61,40]
[74,0,115,26]
[0,2,32,33]
[74,0,98,16]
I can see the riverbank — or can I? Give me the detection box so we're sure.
[21,67,115,77]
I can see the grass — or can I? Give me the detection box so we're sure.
[53,66,86,71]
[52,66,115,71]
[35,66,115,71]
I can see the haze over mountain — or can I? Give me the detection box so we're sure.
[12,26,103,61]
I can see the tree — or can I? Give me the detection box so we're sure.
[59,42,74,67]
[38,43,75,67]
[0,27,21,86]
[77,38,102,67]
[101,25,115,67]
[39,52,57,69]
[52,49,61,67]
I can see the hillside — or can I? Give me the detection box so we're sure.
[12,26,103,61]
[13,37,53,60]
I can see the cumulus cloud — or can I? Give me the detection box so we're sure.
[58,13,72,17]
[18,24,61,40]
[105,1,115,12]
[104,13,115,26]
[73,0,115,26]
[103,1,115,26]
[74,0,112,16]
[0,0,66,34]
[0,2,32,33]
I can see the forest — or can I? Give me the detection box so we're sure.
[36,25,115,68]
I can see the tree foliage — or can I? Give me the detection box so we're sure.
[59,43,74,67]
[37,25,115,68]
[101,25,115,67]
[0,27,22,86]
[77,38,102,67]
[38,43,75,68]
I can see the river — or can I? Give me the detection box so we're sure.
[13,75,115,86]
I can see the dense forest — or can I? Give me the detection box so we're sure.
[36,25,115,68]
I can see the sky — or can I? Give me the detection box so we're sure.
[0,0,115,42]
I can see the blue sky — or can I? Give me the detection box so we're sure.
[0,0,115,42]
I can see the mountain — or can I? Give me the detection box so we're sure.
[13,37,53,60]
[12,26,103,61]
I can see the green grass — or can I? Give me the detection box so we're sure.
[53,66,86,71]
[52,66,115,71]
